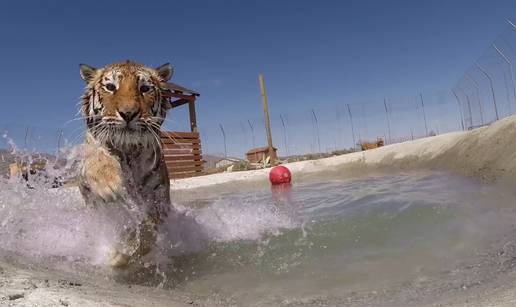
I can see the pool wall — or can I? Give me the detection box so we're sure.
[171,115,516,190]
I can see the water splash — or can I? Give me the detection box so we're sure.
[0,141,297,276]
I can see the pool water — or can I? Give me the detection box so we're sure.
[169,171,516,305]
[1,170,516,305]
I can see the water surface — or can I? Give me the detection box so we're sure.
[1,170,516,305]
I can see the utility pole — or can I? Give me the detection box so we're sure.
[475,62,499,120]
[258,74,276,165]
[419,93,429,136]
[347,104,357,151]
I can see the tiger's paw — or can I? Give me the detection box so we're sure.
[82,146,123,202]
[108,248,131,268]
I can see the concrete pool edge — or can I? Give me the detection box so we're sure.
[171,115,516,190]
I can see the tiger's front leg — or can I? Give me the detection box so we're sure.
[108,216,159,268]
[80,140,124,203]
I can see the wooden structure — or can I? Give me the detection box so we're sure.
[246,146,278,164]
[360,138,384,151]
[160,82,204,179]
[258,74,276,165]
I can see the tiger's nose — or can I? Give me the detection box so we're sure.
[118,110,140,123]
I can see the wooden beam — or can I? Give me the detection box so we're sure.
[165,160,204,168]
[259,74,276,166]
[161,138,201,147]
[188,101,198,132]
[160,131,199,138]
[163,92,196,101]
[163,149,202,155]
[170,98,189,109]
[164,155,203,161]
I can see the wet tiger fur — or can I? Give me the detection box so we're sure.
[77,60,173,268]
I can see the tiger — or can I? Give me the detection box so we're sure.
[77,60,174,268]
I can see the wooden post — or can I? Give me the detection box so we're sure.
[188,100,198,132]
[259,74,276,165]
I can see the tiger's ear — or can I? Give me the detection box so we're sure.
[155,63,173,82]
[79,64,97,82]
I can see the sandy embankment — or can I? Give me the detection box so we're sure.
[2,116,516,306]
[172,115,516,191]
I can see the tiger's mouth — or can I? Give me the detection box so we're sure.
[89,119,161,149]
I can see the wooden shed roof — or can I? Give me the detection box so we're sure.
[163,82,200,96]
[246,146,278,155]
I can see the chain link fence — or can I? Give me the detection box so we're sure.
[2,21,516,162]
[454,21,516,130]
[198,89,462,159]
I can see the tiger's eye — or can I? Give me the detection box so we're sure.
[140,85,151,93]
[105,83,116,92]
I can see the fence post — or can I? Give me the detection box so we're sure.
[279,114,289,157]
[24,127,31,149]
[219,124,227,158]
[465,94,473,128]
[493,43,516,113]
[508,19,516,30]
[464,73,485,124]
[247,120,256,149]
[419,93,429,136]
[456,87,474,128]
[498,62,513,115]
[383,98,392,144]
[475,62,499,120]
[452,89,466,131]
[347,104,357,150]
[56,128,64,154]
[311,109,321,153]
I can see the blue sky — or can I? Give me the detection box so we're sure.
[1,0,516,156]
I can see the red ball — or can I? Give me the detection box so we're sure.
[269,166,292,185]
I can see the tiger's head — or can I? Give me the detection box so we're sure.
[79,60,173,149]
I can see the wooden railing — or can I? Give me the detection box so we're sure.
[160,131,204,179]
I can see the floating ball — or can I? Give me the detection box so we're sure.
[269,166,292,185]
